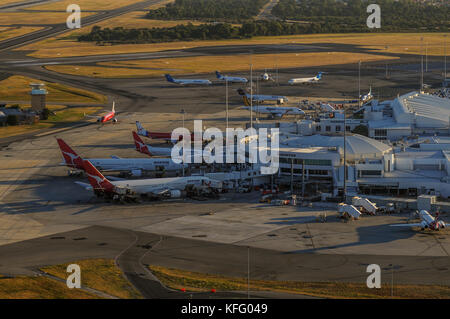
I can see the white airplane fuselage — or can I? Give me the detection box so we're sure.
[87,158,185,172]
[112,176,215,195]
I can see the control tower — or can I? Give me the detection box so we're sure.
[30,83,47,112]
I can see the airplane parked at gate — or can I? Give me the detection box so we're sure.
[57,138,186,177]
[241,105,305,118]
[360,86,373,104]
[238,88,288,104]
[390,210,448,231]
[135,121,200,143]
[76,160,221,200]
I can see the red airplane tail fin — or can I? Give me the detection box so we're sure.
[82,160,115,193]
[132,131,152,156]
[56,138,83,169]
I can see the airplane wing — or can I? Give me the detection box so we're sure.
[74,181,92,191]
[389,223,423,227]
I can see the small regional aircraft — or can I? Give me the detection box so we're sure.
[241,105,305,118]
[360,86,373,104]
[238,88,288,104]
[390,210,448,231]
[76,160,221,201]
[57,138,185,177]
[165,74,212,86]
[288,72,323,85]
[215,71,248,83]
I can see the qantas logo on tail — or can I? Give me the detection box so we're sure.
[132,131,152,156]
[82,160,115,192]
[57,138,83,169]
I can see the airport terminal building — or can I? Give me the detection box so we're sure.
[276,134,450,199]
[364,92,450,141]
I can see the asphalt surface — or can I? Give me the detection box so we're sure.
[0,0,449,299]
[0,0,164,51]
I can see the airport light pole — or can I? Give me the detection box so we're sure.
[343,104,347,202]
[250,52,253,129]
[226,79,229,130]
[426,42,428,73]
[358,60,361,107]
[180,109,186,177]
[421,55,424,91]
[445,34,447,81]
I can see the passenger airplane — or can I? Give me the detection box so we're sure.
[390,210,448,231]
[261,70,274,81]
[133,131,173,157]
[360,87,373,104]
[215,71,248,83]
[87,101,117,123]
[77,160,221,200]
[241,105,305,118]
[136,121,197,143]
[238,88,288,104]
[57,138,185,177]
[288,72,323,85]
[165,74,212,86]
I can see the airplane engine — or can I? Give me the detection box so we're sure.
[113,118,118,123]
[170,190,182,198]
[131,169,142,177]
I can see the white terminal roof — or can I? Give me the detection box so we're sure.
[280,134,392,160]
[392,92,450,128]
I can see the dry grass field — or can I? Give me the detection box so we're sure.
[42,259,142,299]
[0,11,95,25]
[44,51,396,78]
[149,265,450,299]
[27,0,145,11]
[0,75,106,103]
[0,276,98,299]
[18,32,449,59]
[0,104,101,139]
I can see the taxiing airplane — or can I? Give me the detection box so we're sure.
[165,74,212,86]
[77,160,220,200]
[57,138,185,177]
[288,72,323,85]
[241,105,305,118]
[215,71,248,83]
[360,87,373,104]
[89,101,117,123]
[238,88,288,104]
[390,210,448,231]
